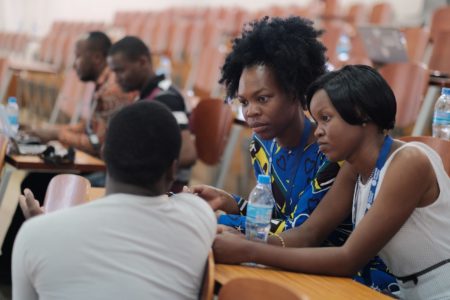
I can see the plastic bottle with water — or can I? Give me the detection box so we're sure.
[246,174,274,243]
[336,33,351,62]
[432,87,450,140]
[156,56,172,80]
[6,96,19,136]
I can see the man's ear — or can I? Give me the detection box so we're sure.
[138,55,150,68]
[165,160,178,183]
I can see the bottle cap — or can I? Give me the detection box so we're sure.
[8,97,17,104]
[257,174,270,184]
[442,88,450,96]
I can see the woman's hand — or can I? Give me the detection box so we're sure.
[183,184,239,213]
[217,224,244,235]
[213,231,252,264]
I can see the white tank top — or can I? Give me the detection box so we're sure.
[353,142,450,277]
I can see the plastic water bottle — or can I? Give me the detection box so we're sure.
[336,33,351,62]
[6,96,19,136]
[432,87,450,140]
[246,174,274,243]
[156,56,172,80]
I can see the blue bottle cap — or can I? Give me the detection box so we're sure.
[442,88,450,96]
[8,96,17,104]
[257,174,270,184]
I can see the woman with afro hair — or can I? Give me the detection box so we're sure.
[190,16,398,294]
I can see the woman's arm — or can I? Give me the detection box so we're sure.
[269,162,357,247]
[215,147,437,276]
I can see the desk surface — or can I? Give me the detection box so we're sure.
[215,264,391,300]
[88,187,106,201]
[8,59,59,74]
[6,151,105,172]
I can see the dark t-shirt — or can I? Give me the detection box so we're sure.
[139,75,188,130]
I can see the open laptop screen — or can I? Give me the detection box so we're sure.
[358,26,408,64]
[0,105,46,155]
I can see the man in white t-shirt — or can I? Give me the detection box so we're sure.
[12,101,217,300]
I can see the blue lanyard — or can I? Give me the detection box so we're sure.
[353,135,393,225]
[268,118,311,213]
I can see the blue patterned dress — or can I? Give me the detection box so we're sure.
[218,120,398,293]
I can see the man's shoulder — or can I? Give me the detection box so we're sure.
[172,193,213,211]
[170,193,216,225]
[16,208,77,245]
[153,86,185,107]
[21,197,109,231]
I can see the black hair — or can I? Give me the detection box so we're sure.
[108,36,151,61]
[103,101,181,188]
[219,16,327,107]
[306,65,396,130]
[85,31,112,57]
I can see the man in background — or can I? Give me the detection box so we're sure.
[33,31,135,156]
[13,101,216,300]
[107,36,197,192]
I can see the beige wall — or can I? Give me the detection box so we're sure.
[0,0,427,36]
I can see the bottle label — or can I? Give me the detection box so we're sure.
[8,115,18,126]
[247,204,272,223]
[433,111,450,125]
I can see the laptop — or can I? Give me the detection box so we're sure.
[0,104,47,155]
[8,137,47,155]
[358,26,409,64]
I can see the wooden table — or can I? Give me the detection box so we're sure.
[0,151,105,250]
[88,187,106,201]
[215,264,391,300]
[5,151,105,172]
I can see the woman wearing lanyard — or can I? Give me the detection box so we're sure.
[190,17,396,292]
[213,65,450,299]
[190,16,348,244]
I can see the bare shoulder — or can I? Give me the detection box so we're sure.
[384,142,437,204]
[390,142,434,173]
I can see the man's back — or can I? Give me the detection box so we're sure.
[12,193,216,300]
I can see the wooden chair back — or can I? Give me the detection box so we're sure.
[43,174,91,213]
[320,20,353,67]
[402,27,430,63]
[348,32,371,66]
[378,62,429,129]
[399,136,450,176]
[190,99,233,165]
[428,31,450,76]
[218,277,307,300]
[345,3,367,25]
[0,134,8,171]
[321,0,341,19]
[369,3,393,25]
[430,5,450,42]
[0,57,10,102]
[199,251,215,300]
[191,39,227,97]
[49,69,95,124]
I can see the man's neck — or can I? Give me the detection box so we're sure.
[94,62,108,82]
[105,176,167,198]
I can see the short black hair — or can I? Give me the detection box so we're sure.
[219,16,327,107]
[85,31,112,57]
[108,36,151,61]
[306,65,396,130]
[103,101,181,188]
